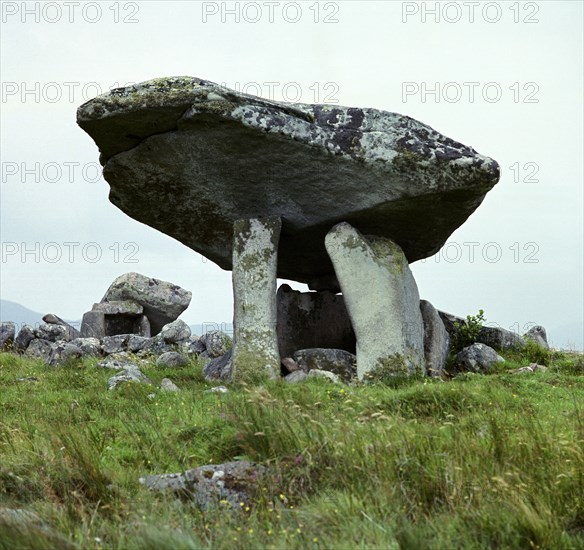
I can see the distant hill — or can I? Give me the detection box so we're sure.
[0,299,45,329]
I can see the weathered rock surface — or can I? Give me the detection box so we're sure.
[524,325,549,349]
[453,343,504,374]
[49,341,83,365]
[77,76,500,285]
[14,324,35,352]
[156,351,188,368]
[0,322,16,350]
[512,363,548,374]
[24,339,53,361]
[200,331,231,358]
[277,284,355,358]
[281,356,300,374]
[161,319,191,343]
[203,349,233,381]
[325,222,424,379]
[69,337,102,357]
[107,365,151,390]
[420,300,449,376]
[42,314,80,340]
[181,336,206,356]
[80,311,106,339]
[232,218,281,382]
[139,461,264,510]
[292,348,356,381]
[101,272,192,335]
[102,334,129,355]
[34,323,71,343]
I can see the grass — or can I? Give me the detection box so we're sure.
[0,347,582,549]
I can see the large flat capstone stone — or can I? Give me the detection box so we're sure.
[77,76,500,285]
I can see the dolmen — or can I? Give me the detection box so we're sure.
[77,76,500,381]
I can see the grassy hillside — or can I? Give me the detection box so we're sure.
[0,348,582,549]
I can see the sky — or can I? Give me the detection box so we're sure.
[1,0,582,349]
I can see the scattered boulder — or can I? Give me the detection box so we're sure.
[181,336,206,355]
[42,314,80,340]
[307,369,340,383]
[524,325,549,349]
[203,349,233,381]
[420,300,449,376]
[34,323,70,343]
[127,334,150,353]
[161,319,191,344]
[77,77,500,286]
[292,348,356,381]
[24,339,53,361]
[453,343,505,374]
[101,272,192,335]
[276,284,355,358]
[284,370,308,384]
[201,331,231,359]
[69,337,102,357]
[49,341,83,365]
[139,461,265,510]
[107,365,151,390]
[98,358,138,370]
[160,378,180,392]
[14,324,35,352]
[102,334,129,355]
[438,310,523,351]
[80,311,106,339]
[156,351,188,368]
[138,334,173,356]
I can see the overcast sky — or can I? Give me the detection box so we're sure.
[1,1,582,349]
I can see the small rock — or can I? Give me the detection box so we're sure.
[293,348,356,381]
[281,357,300,374]
[524,326,549,349]
[512,363,548,374]
[205,385,229,393]
[107,366,151,390]
[284,370,308,384]
[138,334,173,356]
[160,378,180,392]
[98,358,137,370]
[102,334,130,355]
[306,369,340,383]
[156,351,188,367]
[139,461,264,510]
[15,377,39,382]
[201,331,231,358]
[203,349,233,381]
[0,322,16,350]
[14,324,35,352]
[453,343,505,374]
[161,319,191,344]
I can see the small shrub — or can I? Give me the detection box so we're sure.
[521,338,553,366]
[451,309,485,354]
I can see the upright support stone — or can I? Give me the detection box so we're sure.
[325,222,424,380]
[232,217,281,383]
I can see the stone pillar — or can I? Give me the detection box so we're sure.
[325,222,424,380]
[232,217,281,383]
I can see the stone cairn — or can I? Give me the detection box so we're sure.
[0,76,552,383]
